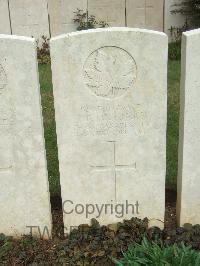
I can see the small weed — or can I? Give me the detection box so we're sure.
[73,9,108,30]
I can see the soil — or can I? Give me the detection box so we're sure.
[165,188,177,230]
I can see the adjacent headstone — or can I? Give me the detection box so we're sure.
[48,0,88,36]
[126,0,164,31]
[51,28,168,231]
[9,0,50,45]
[177,29,200,226]
[88,0,125,27]
[164,0,186,41]
[0,0,11,34]
[0,35,52,238]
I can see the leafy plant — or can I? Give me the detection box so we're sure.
[168,20,188,60]
[172,0,200,29]
[0,235,13,262]
[113,237,200,265]
[37,36,51,64]
[169,21,189,42]
[73,9,108,31]
[55,218,148,265]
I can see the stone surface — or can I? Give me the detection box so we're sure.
[48,0,88,36]
[51,28,168,230]
[177,29,200,226]
[126,0,164,31]
[0,0,11,34]
[0,35,52,238]
[9,0,50,45]
[164,0,186,41]
[88,0,125,27]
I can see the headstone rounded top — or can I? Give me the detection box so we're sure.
[0,64,7,93]
[84,46,137,99]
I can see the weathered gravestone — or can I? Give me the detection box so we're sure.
[51,28,167,230]
[0,35,52,238]
[9,0,50,46]
[0,0,11,35]
[177,29,200,226]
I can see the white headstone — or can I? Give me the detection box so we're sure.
[51,28,167,231]
[177,29,200,226]
[9,0,50,45]
[0,0,11,34]
[0,35,52,238]
[48,0,88,37]
[88,0,125,27]
[126,0,164,31]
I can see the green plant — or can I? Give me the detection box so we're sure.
[169,21,189,42]
[73,9,108,30]
[168,41,181,61]
[172,0,200,29]
[113,238,200,265]
[0,235,13,262]
[37,36,50,64]
[38,64,60,196]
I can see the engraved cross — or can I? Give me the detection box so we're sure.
[90,141,136,200]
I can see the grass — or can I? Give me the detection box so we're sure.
[38,60,181,196]
[167,60,181,189]
[39,64,60,196]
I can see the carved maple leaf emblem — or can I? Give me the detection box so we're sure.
[84,47,136,99]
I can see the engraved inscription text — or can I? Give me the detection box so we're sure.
[75,104,147,137]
